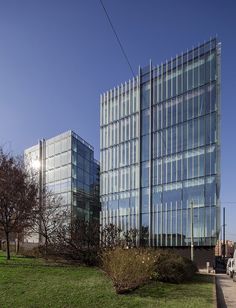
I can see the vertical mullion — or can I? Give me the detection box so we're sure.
[117,85,120,229]
[149,60,153,246]
[138,70,141,245]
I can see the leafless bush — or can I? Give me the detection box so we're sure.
[48,218,100,265]
[44,222,142,265]
[101,247,157,293]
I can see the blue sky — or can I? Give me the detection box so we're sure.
[0,0,236,240]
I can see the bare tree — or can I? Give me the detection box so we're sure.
[50,218,100,265]
[0,149,38,259]
[39,220,140,264]
[31,189,69,256]
[100,224,122,248]
[100,224,139,249]
[123,228,139,248]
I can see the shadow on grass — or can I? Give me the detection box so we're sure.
[0,251,57,267]
[129,274,214,305]
[0,251,89,269]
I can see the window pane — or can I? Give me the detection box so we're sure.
[141,161,150,187]
[141,135,150,162]
[141,109,150,135]
[141,82,150,110]
[141,188,149,213]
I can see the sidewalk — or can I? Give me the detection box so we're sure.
[215,274,236,307]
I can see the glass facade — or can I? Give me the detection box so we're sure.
[25,130,100,223]
[100,38,221,247]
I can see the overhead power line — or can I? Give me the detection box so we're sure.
[99,0,135,78]
[221,202,236,204]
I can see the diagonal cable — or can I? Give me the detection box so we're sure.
[99,0,135,77]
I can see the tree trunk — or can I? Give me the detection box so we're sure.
[6,232,10,260]
[45,237,48,259]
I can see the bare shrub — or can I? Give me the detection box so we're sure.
[101,247,157,294]
[101,247,197,292]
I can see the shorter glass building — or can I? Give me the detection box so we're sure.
[25,130,100,225]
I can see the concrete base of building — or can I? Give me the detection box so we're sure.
[161,246,215,269]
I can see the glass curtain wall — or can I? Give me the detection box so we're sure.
[71,133,100,221]
[149,38,220,246]
[25,131,100,224]
[100,78,140,231]
[100,38,220,247]
[45,134,72,214]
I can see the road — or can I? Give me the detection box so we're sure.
[216,274,236,307]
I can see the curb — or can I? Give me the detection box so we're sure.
[213,275,217,308]
[215,275,227,308]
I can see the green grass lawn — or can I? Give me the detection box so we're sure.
[0,251,214,308]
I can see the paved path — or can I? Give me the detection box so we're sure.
[216,274,236,307]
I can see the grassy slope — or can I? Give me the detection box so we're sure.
[0,252,214,308]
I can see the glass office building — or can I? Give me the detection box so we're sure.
[25,130,100,225]
[100,38,221,247]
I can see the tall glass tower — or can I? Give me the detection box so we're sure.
[100,38,221,248]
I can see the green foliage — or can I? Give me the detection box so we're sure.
[152,251,198,283]
[101,247,156,293]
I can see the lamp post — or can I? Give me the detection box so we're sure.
[190,200,194,262]
[222,207,226,261]
[0,177,6,251]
